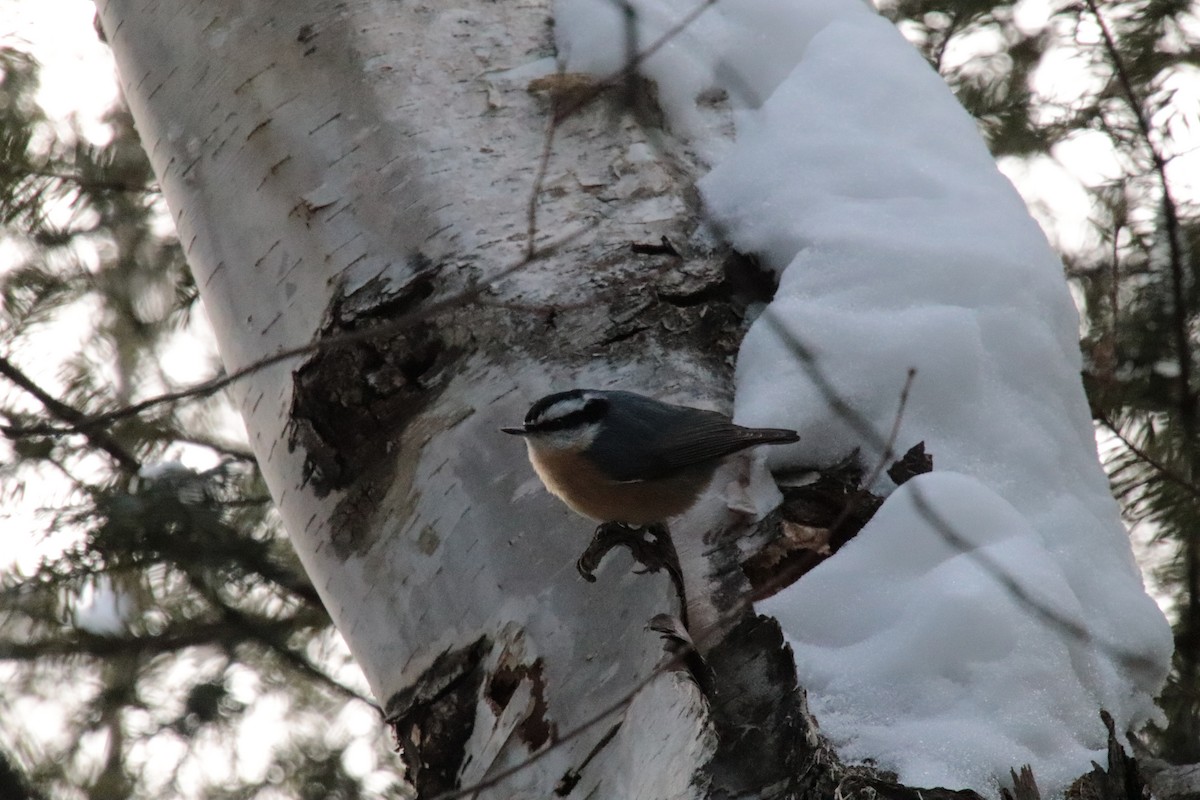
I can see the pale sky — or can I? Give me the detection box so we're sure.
[5,0,119,144]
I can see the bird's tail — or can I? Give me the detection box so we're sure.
[741,427,800,446]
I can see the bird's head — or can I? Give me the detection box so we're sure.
[501,389,610,451]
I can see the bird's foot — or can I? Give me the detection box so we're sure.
[576,522,688,626]
[576,522,640,582]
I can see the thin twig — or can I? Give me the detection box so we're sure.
[812,367,917,548]
[0,355,141,473]
[861,367,917,490]
[526,117,559,260]
[254,634,378,710]
[758,307,1161,676]
[3,225,590,440]
[524,0,716,254]
[549,0,719,127]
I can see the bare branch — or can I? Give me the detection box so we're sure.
[0,355,141,474]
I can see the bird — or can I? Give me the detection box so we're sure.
[502,389,799,527]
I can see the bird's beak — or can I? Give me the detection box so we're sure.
[500,426,528,435]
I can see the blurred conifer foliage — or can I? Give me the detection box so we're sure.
[2,0,1200,797]
[0,47,397,799]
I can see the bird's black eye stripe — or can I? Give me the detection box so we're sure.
[526,397,608,432]
[525,390,583,425]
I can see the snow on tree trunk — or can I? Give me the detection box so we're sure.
[93,0,802,796]
[551,0,1171,795]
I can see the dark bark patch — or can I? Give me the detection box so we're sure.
[1059,710,1150,800]
[744,442,932,601]
[701,615,990,800]
[327,475,390,558]
[575,242,769,372]
[837,775,986,800]
[486,657,554,750]
[887,440,933,486]
[656,275,729,308]
[654,250,776,311]
[287,256,459,555]
[386,638,487,799]
[704,614,838,799]
[744,464,880,601]
[596,324,650,347]
[722,250,778,309]
[630,236,681,257]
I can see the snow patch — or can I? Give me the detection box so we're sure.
[554,0,1172,794]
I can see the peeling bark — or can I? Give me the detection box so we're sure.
[386,639,488,798]
[744,442,931,601]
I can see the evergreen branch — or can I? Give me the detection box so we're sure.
[0,164,157,195]
[211,590,374,708]
[0,355,141,474]
[250,632,376,710]
[173,564,373,709]
[1085,0,1192,437]
[1097,410,1200,502]
[0,616,306,660]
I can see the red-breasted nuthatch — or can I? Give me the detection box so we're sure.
[502,389,799,526]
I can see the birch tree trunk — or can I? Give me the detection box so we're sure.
[94,1,810,797]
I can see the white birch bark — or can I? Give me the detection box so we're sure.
[94,1,781,796]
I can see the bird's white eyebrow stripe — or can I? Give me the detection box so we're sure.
[533,396,589,424]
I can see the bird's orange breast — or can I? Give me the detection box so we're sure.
[526,444,712,526]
